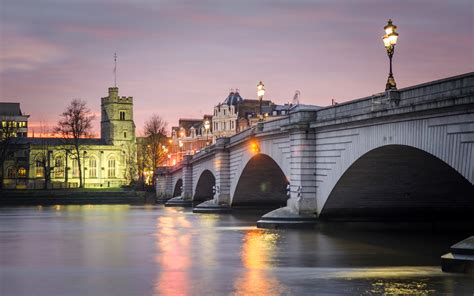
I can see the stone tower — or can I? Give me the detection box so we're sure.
[101,87,136,146]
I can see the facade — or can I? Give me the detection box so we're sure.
[212,90,292,141]
[0,103,29,138]
[170,116,212,164]
[1,87,137,189]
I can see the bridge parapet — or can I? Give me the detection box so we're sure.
[314,72,474,127]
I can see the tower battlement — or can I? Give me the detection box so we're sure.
[101,87,133,104]
[100,86,136,145]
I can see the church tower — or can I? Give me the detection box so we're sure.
[100,87,136,146]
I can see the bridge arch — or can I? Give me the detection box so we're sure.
[172,178,183,197]
[193,170,216,202]
[231,153,289,208]
[319,144,474,220]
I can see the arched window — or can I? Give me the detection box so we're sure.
[35,155,44,177]
[89,157,97,178]
[72,159,79,177]
[6,166,16,178]
[54,156,64,178]
[108,156,115,178]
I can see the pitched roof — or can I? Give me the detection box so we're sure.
[17,137,106,146]
[0,103,23,116]
[222,91,244,106]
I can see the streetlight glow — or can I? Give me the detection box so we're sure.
[257,81,265,119]
[257,81,265,98]
[382,19,399,91]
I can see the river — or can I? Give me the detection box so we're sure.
[0,205,472,295]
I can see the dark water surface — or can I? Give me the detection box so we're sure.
[0,205,472,295]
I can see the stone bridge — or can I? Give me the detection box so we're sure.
[156,73,474,228]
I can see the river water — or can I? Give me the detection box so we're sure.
[0,205,472,295]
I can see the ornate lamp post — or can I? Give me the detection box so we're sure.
[257,81,265,119]
[204,120,210,145]
[382,19,399,91]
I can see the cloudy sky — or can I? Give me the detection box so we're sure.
[1,0,472,135]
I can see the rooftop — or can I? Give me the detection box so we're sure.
[0,102,26,116]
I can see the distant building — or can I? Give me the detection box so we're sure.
[211,90,291,141]
[1,87,137,189]
[0,103,29,138]
[169,116,212,164]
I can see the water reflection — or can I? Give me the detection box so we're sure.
[1,206,472,295]
[233,229,288,295]
[369,280,434,296]
[154,209,192,296]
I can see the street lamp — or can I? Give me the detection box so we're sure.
[204,120,210,145]
[257,81,265,118]
[178,140,183,161]
[382,19,399,91]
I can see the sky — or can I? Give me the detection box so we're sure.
[0,0,473,136]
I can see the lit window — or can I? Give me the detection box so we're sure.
[54,157,64,178]
[108,156,115,178]
[18,167,26,178]
[89,157,97,178]
[35,157,44,177]
[72,159,79,177]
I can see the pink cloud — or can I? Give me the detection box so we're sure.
[0,34,65,73]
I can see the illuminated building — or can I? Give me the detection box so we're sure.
[212,89,291,142]
[169,116,212,163]
[0,103,29,138]
[1,87,137,189]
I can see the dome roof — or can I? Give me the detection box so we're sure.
[223,90,244,106]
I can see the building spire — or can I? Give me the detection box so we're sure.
[113,52,117,87]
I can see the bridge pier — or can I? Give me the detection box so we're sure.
[155,168,172,203]
[258,114,319,228]
[165,155,194,207]
[193,138,232,213]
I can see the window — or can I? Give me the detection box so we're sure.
[89,157,97,178]
[119,111,126,120]
[123,131,127,138]
[6,166,16,178]
[108,157,115,178]
[35,158,44,177]
[72,159,79,177]
[54,157,64,178]
[17,167,26,178]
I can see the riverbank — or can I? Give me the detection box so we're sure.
[0,189,157,205]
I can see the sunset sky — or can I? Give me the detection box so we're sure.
[1,0,472,136]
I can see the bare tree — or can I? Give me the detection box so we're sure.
[54,99,95,188]
[143,114,168,170]
[31,123,54,189]
[123,141,137,185]
[0,120,20,189]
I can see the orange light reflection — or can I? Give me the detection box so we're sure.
[154,213,192,296]
[233,229,288,295]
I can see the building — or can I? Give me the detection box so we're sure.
[169,116,212,164]
[0,103,29,138]
[212,90,291,141]
[1,87,137,189]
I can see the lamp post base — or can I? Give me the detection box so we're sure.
[385,74,397,91]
